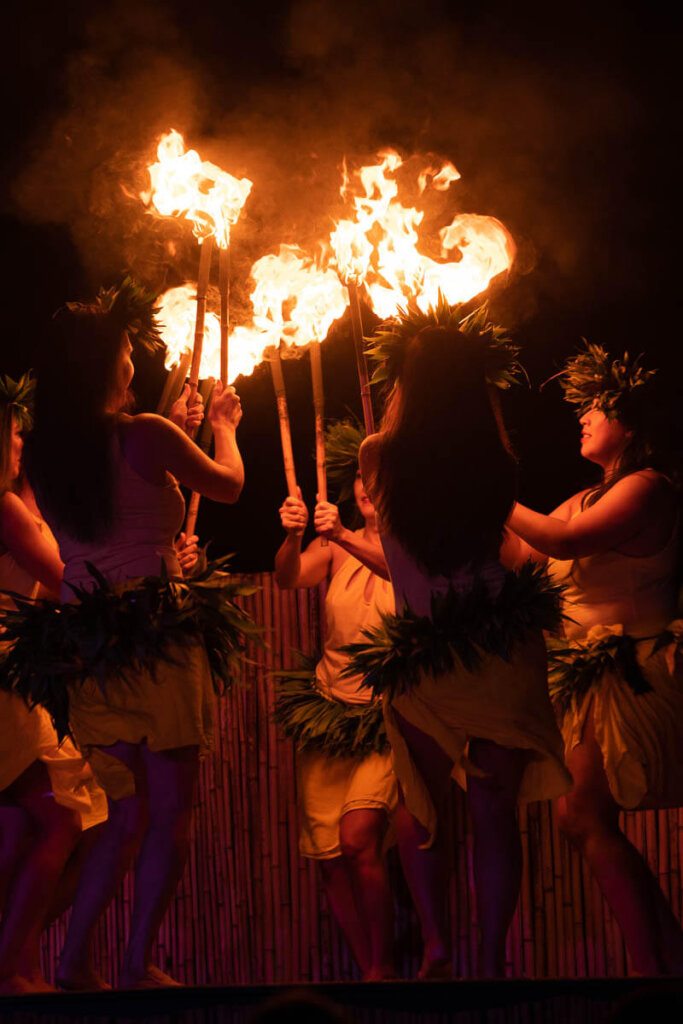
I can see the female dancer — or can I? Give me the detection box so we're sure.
[507,342,683,974]
[274,424,397,980]
[20,285,245,990]
[349,312,570,978]
[0,376,108,994]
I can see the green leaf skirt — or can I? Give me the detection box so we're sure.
[0,556,261,741]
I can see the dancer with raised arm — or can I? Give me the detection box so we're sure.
[274,421,397,980]
[507,342,683,974]
[345,304,571,979]
[0,374,107,994]
[0,281,253,990]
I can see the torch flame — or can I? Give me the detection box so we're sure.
[158,246,347,384]
[144,129,252,248]
[329,150,515,313]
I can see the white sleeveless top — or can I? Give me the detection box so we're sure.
[53,430,185,599]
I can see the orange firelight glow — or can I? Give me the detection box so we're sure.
[329,150,515,316]
[143,130,252,249]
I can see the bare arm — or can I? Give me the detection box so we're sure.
[0,493,63,598]
[123,381,244,503]
[508,474,668,560]
[314,503,389,579]
[274,493,332,588]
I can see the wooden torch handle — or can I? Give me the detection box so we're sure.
[189,235,215,407]
[219,245,229,386]
[269,350,298,499]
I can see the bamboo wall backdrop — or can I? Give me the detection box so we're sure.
[40,575,683,985]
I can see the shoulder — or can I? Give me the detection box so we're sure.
[0,491,34,544]
[119,413,185,455]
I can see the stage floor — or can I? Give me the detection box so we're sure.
[1,977,682,1023]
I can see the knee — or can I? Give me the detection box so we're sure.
[109,797,148,854]
[556,793,609,847]
[339,819,382,865]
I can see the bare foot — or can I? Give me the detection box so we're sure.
[363,966,397,981]
[0,972,54,995]
[119,964,181,989]
[418,956,454,981]
[56,963,111,991]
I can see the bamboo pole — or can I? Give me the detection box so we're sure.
[309,339,329,548]
[156,351,191,415]
[346,280,375,435]
[219,245,230,386]
[184,378,215,537]
[269,348,298,498]
[188,235,215,407]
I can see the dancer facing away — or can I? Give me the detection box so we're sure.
[22,285,244,990]
[274,422,397,980]
[507,342,683,974]
[0,375,108,994]
[348,312,571,978]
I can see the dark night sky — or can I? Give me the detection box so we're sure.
[0,1,679,570]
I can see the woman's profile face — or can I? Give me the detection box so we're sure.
[112,333,135,410]
[10,416,23,481]
[579,405,631,468]
[354,470,375,520]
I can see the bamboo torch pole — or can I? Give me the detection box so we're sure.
[184,378,216,537]
[219,245,230,387]
[269,347,298,499]
[156,351,192,415]
[346,280,375,434]
[188,236,215,407]
[309,338,328,547]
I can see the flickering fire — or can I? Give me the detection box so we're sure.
[329,150,515,316]
[158,285,264,383]
[250,245,348,351]
[143,130,252,248]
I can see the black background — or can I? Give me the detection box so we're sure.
[1,1,679,570]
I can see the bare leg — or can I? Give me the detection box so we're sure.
[557,710,683,975]
[467,739,526,978]
[318,856,371,974]
[119,744,199,987]
[339,808,394,979]
[58,742,148,990]
[391,709,454,978]
[0,761,81,994]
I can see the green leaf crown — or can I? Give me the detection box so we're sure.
[558,341,657,420]
[365,292,523,390]
[324,418,365,502]
[65,275,163,353]
[0,372,36,429]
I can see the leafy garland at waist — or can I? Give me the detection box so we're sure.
[0,556,261,741]
[341,561,564,700]
[547,628,666,715]
[272,654,388,759]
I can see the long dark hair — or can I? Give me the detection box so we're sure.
[0,403,13,497]
[373,326,517,576]
[26,306,126,542]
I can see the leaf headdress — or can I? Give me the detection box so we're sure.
[65,275,163,353]
[558,340,657,421]
[324,418,365,502]
[365,292,524,390]
[0,373,36,429]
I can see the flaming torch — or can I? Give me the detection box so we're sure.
[329,151,516,411]
[249,246,348,506]
[143,129,252,402]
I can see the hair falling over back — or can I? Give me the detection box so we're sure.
[26,307,125,542]
[373,326,517,577]
[0,404,14,497]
